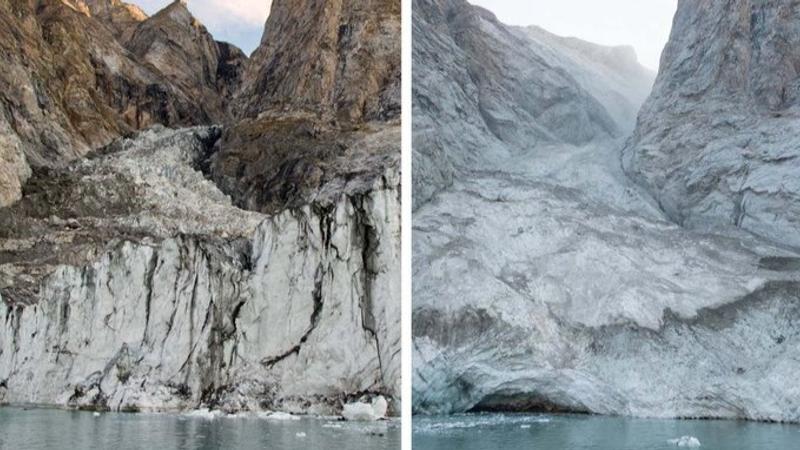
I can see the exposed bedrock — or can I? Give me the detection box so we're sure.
[623,0,800,248]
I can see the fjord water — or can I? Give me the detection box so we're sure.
[414,414,800,450]
[0,407,398,450]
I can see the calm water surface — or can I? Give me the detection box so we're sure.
[0,406,399,450]
[414,413,800,450]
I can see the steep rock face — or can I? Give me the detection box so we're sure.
[211,0,401,214]
[623,0,800,247]
[215,42,247,100]
[0,0,221,205]
[237,0,401,124]
[0,119,31,208]
[0,127,400,414]
[411,0,654,207]
[412,0,800,422]
[126,1,232,122]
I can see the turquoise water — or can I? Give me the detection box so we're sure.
[414,413,800,450]
[0,406,399,450]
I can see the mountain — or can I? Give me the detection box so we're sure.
[623,0,800,248]
[0,0,233,208]
[126,1,235,122]
[412,0,800,422]
[212,0,401,214]
[83,0,147,42]
[0,0,400,416]
[411,0,654,208]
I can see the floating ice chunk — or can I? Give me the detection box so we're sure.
[520,424,531,429]
[93,412,101,417]
[342,396,388,421]
[295,432,307,438]
[259,411,300,421]
[668,436,701,447]
[185,408,223,420]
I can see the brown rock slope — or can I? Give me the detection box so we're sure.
[0,0,245,207]
[210,0,401,213]
[126,1,237,122]
[83,0,147,42]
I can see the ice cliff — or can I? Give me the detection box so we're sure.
[412,0,800,422]
[0,0,400,416]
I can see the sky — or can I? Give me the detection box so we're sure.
[135,0,272,56]
[469,0,678,71]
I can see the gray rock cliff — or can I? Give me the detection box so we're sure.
[623,0,800,248]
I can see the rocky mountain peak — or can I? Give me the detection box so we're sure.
[81,0,147,41]
[126,0,232,121]
[155,0,194,26]
[0,0,245,207]
[205,0,401,214]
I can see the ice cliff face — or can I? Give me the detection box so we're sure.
[413,0,800,422]
[623,0,800,248]
[0,0,400,415]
